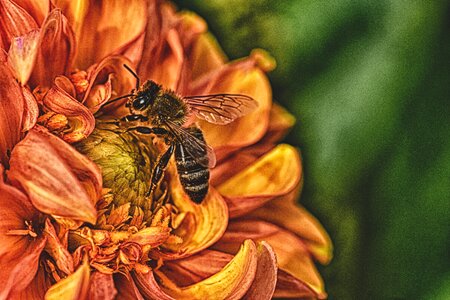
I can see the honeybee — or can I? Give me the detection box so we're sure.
[105,65,257,204]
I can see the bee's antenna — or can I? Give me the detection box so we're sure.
[123,64,140,90]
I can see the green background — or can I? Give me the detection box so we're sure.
[174,1,450,299]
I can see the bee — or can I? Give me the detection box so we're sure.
[105,65,258,204]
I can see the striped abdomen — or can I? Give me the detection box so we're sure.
[175,128,209,203]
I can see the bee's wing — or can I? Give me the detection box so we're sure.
[164,120,216,168]
[184,94,258,125]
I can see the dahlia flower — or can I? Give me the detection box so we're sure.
[0,0,332,299]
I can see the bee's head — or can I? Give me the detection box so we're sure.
[127,80,161,113]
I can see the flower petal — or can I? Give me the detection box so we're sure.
[189,52,273,153]
[214,219,326,298]
[261,103,296,144]
[8,126,101,224]
[138,3,183,90]
[161,250,233,286]
[43,218,74,275]
[0,169,46,297]
[7,29,40,85]
[30,9,76,88]
[42,77,95,143]
[157,240,258,300]
[243,241,278,300]
[274,269,327,299]
[160,173,228,259]
[6,268,51,300]
[89,272,117,300]
[132,272,175,300]
[217,144,301,218]
[12,0,50,25]
[249,192,333,265]
[45,260,90,300]
[0,59,25,165]
[21,86,39,131]
[113,273,145,300]
[0,0,38,50]
[64,0,147,69]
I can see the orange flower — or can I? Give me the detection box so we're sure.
[0,0,332,299]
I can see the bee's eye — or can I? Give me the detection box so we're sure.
[133,97,148,110]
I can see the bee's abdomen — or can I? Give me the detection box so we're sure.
[175,128,210,203]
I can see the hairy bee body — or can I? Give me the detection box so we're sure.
[175,128,210,203]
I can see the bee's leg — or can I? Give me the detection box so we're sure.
[147,142,175,197]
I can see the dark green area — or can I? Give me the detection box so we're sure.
[174,1,450,299]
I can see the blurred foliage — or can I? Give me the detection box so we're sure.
[175,1,450,299]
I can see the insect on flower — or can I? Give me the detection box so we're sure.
[104,64,258,204]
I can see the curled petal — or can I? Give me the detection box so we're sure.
[129,226,171,247]
[157,240,257,300]
[42,77,95,142]
[83,55,135,115]
[7,29,40,85]
[89,272,117,300]
[0,0,38,50]
[215,220,326,298]
[21,86,39,131]
[243,242,278,300]
[45,260,90,300]
[161,250,233,286]
[66,0,147,69]
[161,174,228,259]
[189,52,273,153]
[218,144,301,218]
[8,127,101,224]
[249,193,333,265]
[132,272,175,300]
[113,273,145,300]
[30,9,76,88]
[0,59,25,165]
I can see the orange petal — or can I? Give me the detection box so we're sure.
[89,272,117,300]
[7,267,52,300]
[0,168,46,297]
[138,3,183,90]
[243,241,278,300]
[129,226,171,247]
[45,260,90,300]
[217,144,301,218]
[214,219,326,298]
[210,143,274,187]
[161,250,233,286]
[275,269,327,299]
[21,86,39,131]
[113,273,147,300]
[83,55,136,115]
[249,194,333,265]
[12,0,50,25]
[157,240,258,300]
[8,126,101,224]
[132,272,175,300]
[261,103,296,144]
[30,9,76,88]
[189,52,273,153]
[65,0,147,70]
[0,0,38,50]
[7,29,40,85]
[159,174,228,259]
[43,219,74,275]
[0,58,25,165]
[42,76,95,143]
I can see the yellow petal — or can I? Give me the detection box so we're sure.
[45,260,90,300]
[191,56,273,151]
[218,144,301,218]
[261,103,296,144]
[159,240,258,300]
[160,175,228,259]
